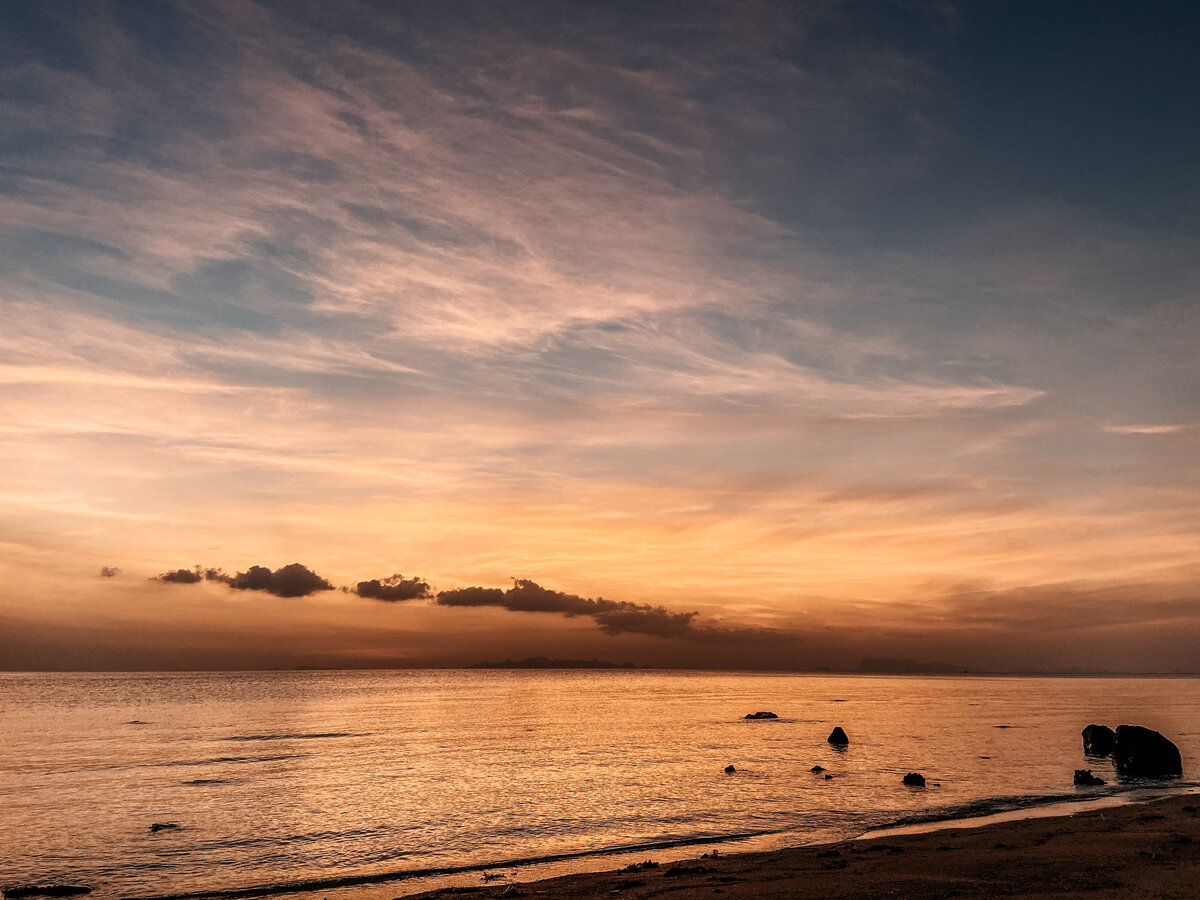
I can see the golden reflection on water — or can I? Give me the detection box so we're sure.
[1,671,1197,899]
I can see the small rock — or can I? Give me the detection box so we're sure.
[744,711,778,720]
[149,823,179,832]
[902,772,926,787]
[810,765,826,773]
[828,726,849,745]
[1074,769,1106,786]
[824,773,834,779]
[724,765,736,774]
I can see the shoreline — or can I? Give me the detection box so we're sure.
[400,788,1200,899]
[121,785,1197,900]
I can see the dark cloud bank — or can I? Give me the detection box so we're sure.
[148,563,1200,673]
[437,578,700,639]
[156,563,333,597]
[355,574,432,601]
[154,564,740,641]
[155,564,430,602]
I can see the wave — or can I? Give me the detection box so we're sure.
[861,779,1200,833]
[118,829,780,900]
[58,754,310,775]
[157,755,309,768]
[216,733,372,742]
[182,778,237,786]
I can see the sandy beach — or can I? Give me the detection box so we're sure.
[408,793,1200,899]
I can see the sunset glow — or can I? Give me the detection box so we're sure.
[2,2,1198,673]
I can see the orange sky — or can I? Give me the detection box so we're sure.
[2,2,1198,672]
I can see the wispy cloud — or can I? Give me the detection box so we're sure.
[1104,424,1185,435]
[2,2,1199,671]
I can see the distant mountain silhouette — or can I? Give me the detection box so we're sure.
[854,657,977,674]
[471,656,637,669]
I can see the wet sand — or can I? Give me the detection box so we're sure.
[406,793,1200,899]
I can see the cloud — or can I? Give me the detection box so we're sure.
[354,573,432,602]
[99,566,120,577]
[219,563,334,598]
[1104,424,1184,435]
[156,563,333,597]
[157,567,204,584]
[437,578,699,638]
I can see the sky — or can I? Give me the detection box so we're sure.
[2,0,1198,673]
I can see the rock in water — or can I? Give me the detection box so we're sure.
[1073,769,1106,786]
[744,711,778,719]
[810,765,826,773]
[1113,725,1182,778]
[902,772,926,787]
[724,765,736,774]
[828,726,848,745]
[1082,723,1116,756]
[149,823,179,832]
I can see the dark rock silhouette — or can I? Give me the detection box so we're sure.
[149,823,179,832]
[1074,769,1106,786]
[1082,723,1116,756]
[810,765,826,773]
[902,772,926,787]
[1113,725,1182,778]
[828,726,848,744]
[824,773,834,779]
[744,711,778,719]
[3,888,92,898]
[724,765,736,774]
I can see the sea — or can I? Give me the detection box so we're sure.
[2,670,1198,900]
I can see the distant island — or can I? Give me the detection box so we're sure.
[471,657,638,669]
[854,657,978,674]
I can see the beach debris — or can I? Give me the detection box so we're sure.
[1074,769,1106,786]
[480,871,506,881]
[2,887,92,899]
[701,850,720,859]
[744,711,778,719]
[1082,723,1116,756]
[810,765,826,773]
[827,726,849,745]
[621,861,659,872]
[149,823,179,832]
[498,888,524,898]
[724,764,736,774]
[902,772,926,787]
[1113,725,1183,778]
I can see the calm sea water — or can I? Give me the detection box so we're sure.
[2,671,1198,899]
